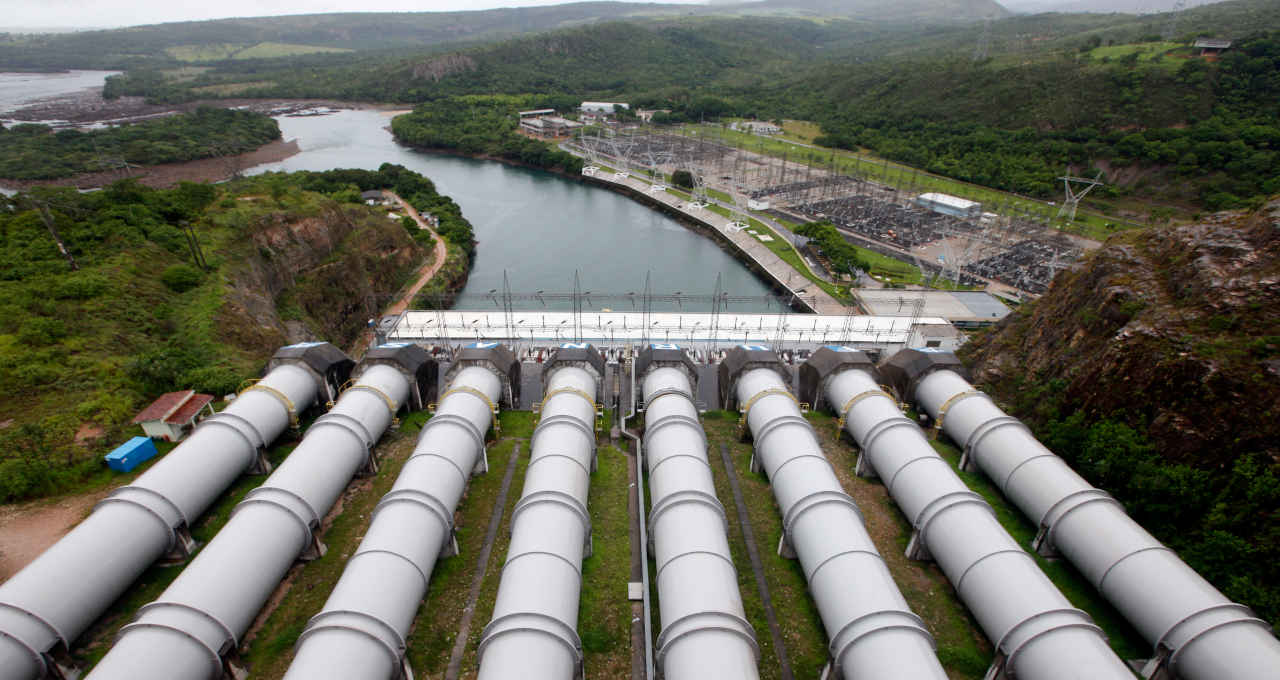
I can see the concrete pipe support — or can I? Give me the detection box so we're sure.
[0,342,346,680]
[84,345,427,680]
[283,342,518,680]
[475,344,604,680]
[900,351,1280,680]
[639,345,759,680]
[724,346,947,680]
[811,348,1133,680]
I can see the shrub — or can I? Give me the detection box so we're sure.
[161,263,203,293]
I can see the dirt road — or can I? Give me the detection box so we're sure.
[0,487,115,580]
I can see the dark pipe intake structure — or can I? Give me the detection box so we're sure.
[887,348,1280,680]
[0,342,350,680]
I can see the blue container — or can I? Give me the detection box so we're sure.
[105,436,159,473]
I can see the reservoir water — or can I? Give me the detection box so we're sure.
[2,72,778,311]
[248,109,777,311]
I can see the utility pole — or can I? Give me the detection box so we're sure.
[29,199,79,271]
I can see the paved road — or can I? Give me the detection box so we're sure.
[577,165,849,315]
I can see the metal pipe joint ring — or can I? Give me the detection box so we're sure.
[477,611,584,669]
[654,610,760,666]
[648,488,728,537]
[910,490,991,546]
[313,411,376,449]
[533,413,597,454]
[419,413,487,456]
[510,489,592,540]
[297,608,407,674]
[642,413,707,449]
[1036,488,1122,549]
[828,609,935,670]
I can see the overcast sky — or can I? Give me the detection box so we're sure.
[3,0,708,30]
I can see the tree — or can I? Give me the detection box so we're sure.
[671,169,694,190]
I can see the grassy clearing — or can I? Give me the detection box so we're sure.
[701,411,829,679]
[191,81,277,95]
[71,431,305,670]
[928,436,1149,660]
[780,120,822,144]
[580,444,633,676]
[1087,41,1186,66]
[678,124,1141,239]
[166,42,352,62]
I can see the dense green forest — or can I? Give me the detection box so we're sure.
[87,0,1280,212]
[0,107,280,180]
[0,165,466,502]
[390,96,585,176]
[0,0,1002,71]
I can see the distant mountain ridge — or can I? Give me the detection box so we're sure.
[1000,0,1231,13]
[0,0,1009,70]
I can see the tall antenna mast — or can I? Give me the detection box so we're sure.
[1164,0,1188,41]
[973,15,993,61]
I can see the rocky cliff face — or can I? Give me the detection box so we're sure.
[218,202,424,356]
[961,199,1280,465]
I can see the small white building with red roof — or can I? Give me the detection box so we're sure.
[132,390,215,442]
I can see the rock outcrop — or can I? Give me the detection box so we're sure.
[962,199,1280,465]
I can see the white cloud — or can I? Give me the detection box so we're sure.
[1,0,706,30]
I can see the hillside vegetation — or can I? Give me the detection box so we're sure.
[391,96,584,176]
[0,107,280,180]
[90,0,1280,214]
[0,0,1001,71]
[959,198,1280,628]
[0,165,473,503]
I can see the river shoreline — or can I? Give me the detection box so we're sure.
[393,138,817,311]
[0,138,302,191]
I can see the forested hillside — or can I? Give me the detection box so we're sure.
[0,165,471,502]
[0,0,1001,71]
[0,107,280,180]
[88,0,1280,213]
[391,96,584,176]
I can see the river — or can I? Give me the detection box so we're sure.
[2,72,779,311]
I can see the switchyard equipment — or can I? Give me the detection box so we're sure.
[85,344,435,680]
[475,344,605,680]
[892,349,1280,680]
[721,345,948,680]
[802,347,1134,680]
[283,342,519,680]
[638,344,760,680]
[0,342,349,680]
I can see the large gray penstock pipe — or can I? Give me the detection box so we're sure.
[806,347,1133,680]
[638,345,759,680]
[896,349,1280,680]
[84,344,433,680]
[0,342,349,680]
[283,342,519,680]
[475,344,603,680]
[722,345,947,680]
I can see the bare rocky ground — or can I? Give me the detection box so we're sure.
[0,487,116,580]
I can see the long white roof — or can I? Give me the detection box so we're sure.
[389,310,952,346]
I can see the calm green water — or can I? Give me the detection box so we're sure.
[248,109,779,312]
